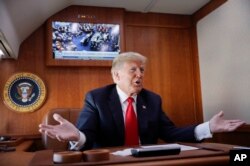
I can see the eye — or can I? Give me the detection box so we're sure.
[130,67,136,72]
[140,67,145,73]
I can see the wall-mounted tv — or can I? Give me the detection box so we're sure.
[52,21,120,60]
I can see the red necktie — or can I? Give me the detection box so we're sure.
[125,97,139,146]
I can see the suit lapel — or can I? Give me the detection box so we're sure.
[136,94,148,139]
[108,87,125,142]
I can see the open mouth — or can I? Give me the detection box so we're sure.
[134,80,142,86]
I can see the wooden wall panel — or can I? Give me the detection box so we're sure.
[125,12,201,126]
[0,6,201,135]
[125,12,191,28]
[125,25,198,126]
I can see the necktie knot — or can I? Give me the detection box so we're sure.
[127,97,134,103]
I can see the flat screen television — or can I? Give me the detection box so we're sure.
[52,21,120,61]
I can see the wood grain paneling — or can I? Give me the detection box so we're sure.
[125,16,199,126]
[125,12,191,28]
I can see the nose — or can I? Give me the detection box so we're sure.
[135,68,143,78]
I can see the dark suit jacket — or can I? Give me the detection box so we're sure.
[76,84,198,150]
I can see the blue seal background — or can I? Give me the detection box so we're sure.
[8,78,40,107]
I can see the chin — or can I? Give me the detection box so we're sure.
[134,87,143,93]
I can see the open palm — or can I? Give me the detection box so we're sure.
[39,114,80,142]
[209,111,245,133]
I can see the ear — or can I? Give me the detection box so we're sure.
[112,71,120,82]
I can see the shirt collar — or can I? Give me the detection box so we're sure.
[116,85,137,103]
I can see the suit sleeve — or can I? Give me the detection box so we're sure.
[159,111,198,142]
[157,98,198,143]
[75,92,99,150]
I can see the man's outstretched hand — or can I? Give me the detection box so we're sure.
[39,113,80,142]
[209,111,245,133]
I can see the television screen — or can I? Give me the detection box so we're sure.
[52,21,120,60]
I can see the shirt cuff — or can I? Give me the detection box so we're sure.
[69,131,86,150]
[194,122,213,141]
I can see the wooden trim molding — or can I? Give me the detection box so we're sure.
[189,26,204,123]
[192,0,228,24]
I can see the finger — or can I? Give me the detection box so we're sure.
[228,120,245,124]
[39,124,56,130]
[217,110,224,117]
[45,131,57,139]
[39,128,45,134]
[233,121,245,127]
[39,127,52,133]
[53,113,67,125]
[56,134,64,142]
[228,122,245,131]
[225,120,245,126]
[39,127,53,133]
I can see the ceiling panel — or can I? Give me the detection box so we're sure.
[151,0,210,14]
[71,0,153,13]
[71,0,211,14]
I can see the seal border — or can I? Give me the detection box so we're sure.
[3,72,46,113]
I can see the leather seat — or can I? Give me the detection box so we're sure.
[42,108,81,151]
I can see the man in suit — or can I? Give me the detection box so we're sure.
[39,52,245,150]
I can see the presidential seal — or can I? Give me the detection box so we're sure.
[3,72,46,113]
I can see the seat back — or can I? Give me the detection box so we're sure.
[42,108,81,151]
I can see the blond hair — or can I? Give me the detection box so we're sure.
[111,52,147,82]
[111,52,147,72]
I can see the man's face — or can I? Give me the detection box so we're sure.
[115,61,145,96]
